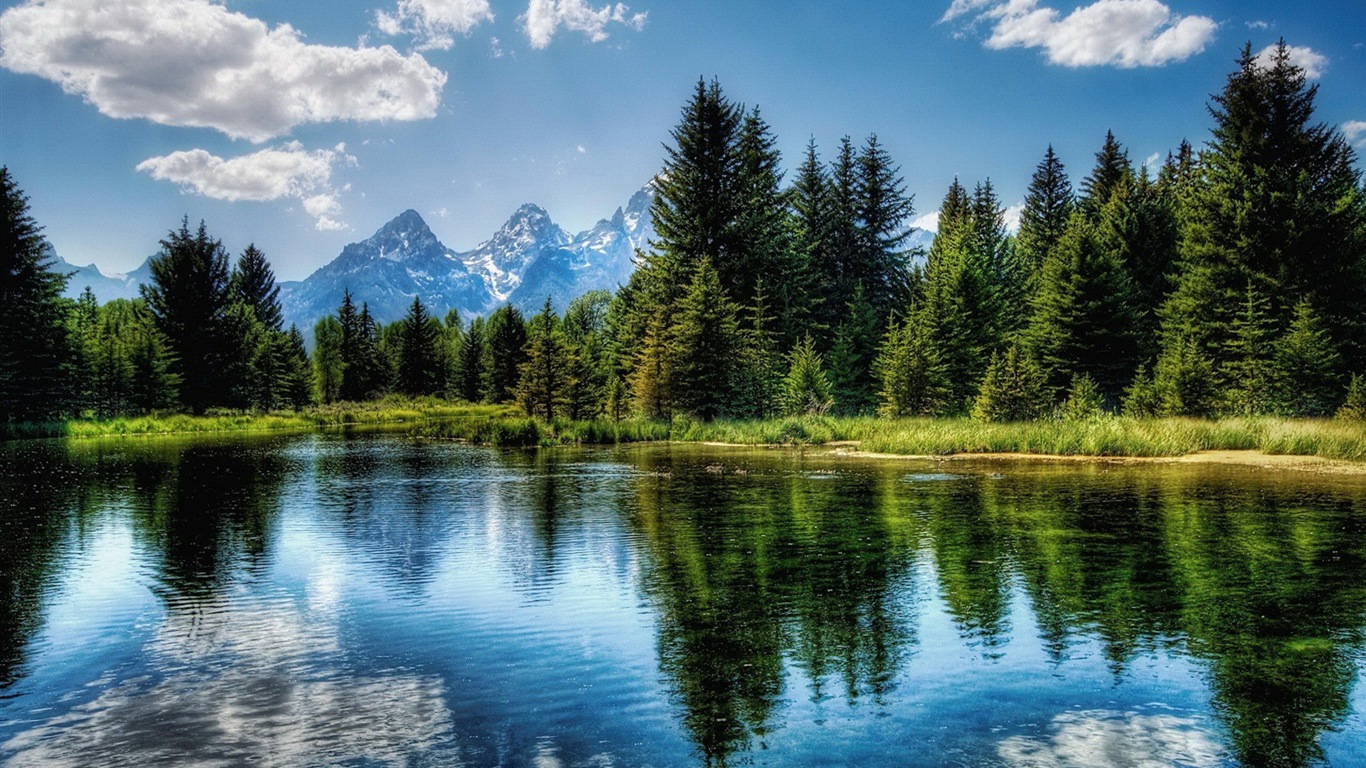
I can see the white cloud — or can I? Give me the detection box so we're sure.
[1245,20,1271,31]
[1144,151,1161,167]
[1003,202,1024,233]
[376,0,494,51]
[946,0,1218,68]
[998,709,1225,767]
[1255,43,1328,80]
[137,142,356,230]
[0,0,447,142]
[522,0,647,49]
[911,210,941,234]
[1344,120,1366,148]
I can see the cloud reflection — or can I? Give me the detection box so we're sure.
[998,709,1225,768]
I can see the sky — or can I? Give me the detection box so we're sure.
[1,0,1364,281]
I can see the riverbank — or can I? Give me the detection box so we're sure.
[11,405,1366,470]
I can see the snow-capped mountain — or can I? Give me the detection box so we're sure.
[50,244,155,303]
[280,184,656,332]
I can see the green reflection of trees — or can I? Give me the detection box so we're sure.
[627,453,919,765]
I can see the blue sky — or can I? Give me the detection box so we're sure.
[2,0,1363,280]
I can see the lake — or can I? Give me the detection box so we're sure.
[2,431,1364,767]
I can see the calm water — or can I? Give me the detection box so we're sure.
[2,432,1365,767]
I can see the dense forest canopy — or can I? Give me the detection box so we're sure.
[2,42,1364,428]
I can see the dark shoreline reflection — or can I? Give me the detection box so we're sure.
[0,436,1364,767]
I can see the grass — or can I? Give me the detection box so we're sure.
[11,402,1366,464]
[4,398,517,440]
[417,412,1366,462]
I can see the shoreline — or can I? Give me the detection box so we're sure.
[821,447,1366,475]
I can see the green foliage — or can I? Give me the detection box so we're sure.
[1122,366,1161,419]
[671,259,741,420]
[312,316,344,404]
[397,295,444,397]
[825,284,881,414]
[1220,284,1277,416]
[1271,299,1341,416]
[1337,375,1366,421]
[230,244,283,331]
[482,304,528,403]
[972,345,1052,423]
[779,335,834,416]
[516,299,576,420]
[1153,336,1219,417]
[630,313,674,420]
[1060,373,1105,421]
[1016,145,1075,287]
[875,317,949,418]
[454,316,487,403]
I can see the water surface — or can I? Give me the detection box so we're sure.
[2,432,1364,767]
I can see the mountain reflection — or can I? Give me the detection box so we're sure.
[2,437,1365,767]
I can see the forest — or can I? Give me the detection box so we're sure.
[3,42,1365,435]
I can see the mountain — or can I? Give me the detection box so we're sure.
[281,184,656,333]
[49,244,153,303]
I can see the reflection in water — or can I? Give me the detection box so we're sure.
[0,437,1364,767]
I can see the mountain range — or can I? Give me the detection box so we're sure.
[54,184,657,332]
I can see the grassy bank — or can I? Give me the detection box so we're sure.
[416,413,1366,462]
[5,400,517,440]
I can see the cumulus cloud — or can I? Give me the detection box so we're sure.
[911,210,941,234]
[945,0,1218,68]
[376,0,494,51]
[1344,121,1366,148]
[137,142,356,230]
[0,0,447,142]
[522,0,647,49]
[1255,43,1328,80]
[998,709,1226,767]
[1246,20,1271,31]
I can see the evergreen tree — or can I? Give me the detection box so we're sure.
[280,325,314,409]
[630,313,675,420]
[1221,284,1277,415]
[141,217,235,414]
[1079,131,1131,215]
[1270,299,1341,416]
[1161,42,1366,373]
[971,179,1026,339]
[562,291,612,419]
[1152,336,1219,417]
[732,107,796,335]
[0,167,76,425]
[671,259,741,420]
[1060,373,1105,420]
[1016,146,1075,286]
[790,138,835,339]
[127,305,177,413]
[455,316,487,403]
[732,281,782,419]
[971,345,1052,422]
[482,304,528,403]
[313,316,344,404]
[517,299,575,420]
[1337,375,1366,421]
[230,244,283,331]
[825,284,881,414]
[875,317,949,418]
[336,290,364,401]
[854,134,916,317]
[397,295,442,397]
[1024,211,1141,402]
[780,335,834,416]
[1121,365,1161,418]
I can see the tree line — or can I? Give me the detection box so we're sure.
[2,42,1364,429]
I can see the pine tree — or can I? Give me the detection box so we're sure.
[970,179,1026,339]
[1161,42,1366,373]
[313,316,344,404]
[790,138,835,340]
[854,134,915,317]
[1079,131,1131,215]
[482,304,528,403]
[1016,146,1075,287]
[630,313,674,420]
[230,244,283,331]
[780,335,834,416]
[562,291,612,419]
[875,317,949,417]
[671,259,741,420]
[1152,336,1219,417]
[1221,284,1277,415]
[0,167,76,425]
[1270,299,1341,416]
[1337,375,1366,421]
[280,325,314,409]
[517,298,575,420]
[825,284,881,414]
[455,316,487,403]
[141,218,235,414]
[732,107,796,333]
[971,345,1052,422]
[731,281,781,418]
[1025,211,1141,403]
[1121,365,1161,418]
[1060,373,1105,420]
[127,305,177,413]
[397,295,442,397]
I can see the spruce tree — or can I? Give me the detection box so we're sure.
[671,259,741,420]
[280,325,314,409]
[854,134,915,317]
[825,284,881,414]
[313,316,344,404]
[790,138,835,340]
[1270,299,1341,416]
[1161,42,1366,373]
[780,335,834,416]
[971,345,1051,422]
[1060,373,1105,420]
[1025,211,1141,403]
[875,317,949,418]
[1221,284,1277,416]
[1079,131,1131,215]
[141,218,235,414]
[482,304,528,403]
[630,313,674,420]
[517,299,575,420]
[1337,375,1366,421]
[397,296,442,397]
[0,167,76,425]
[1016,146,1075,285]
[562,291,612,419]
[127,305,176,413]
[230,244,282,331]
[732,107,795,334]
[1152,336,1219,417]
[455,316,487,403]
